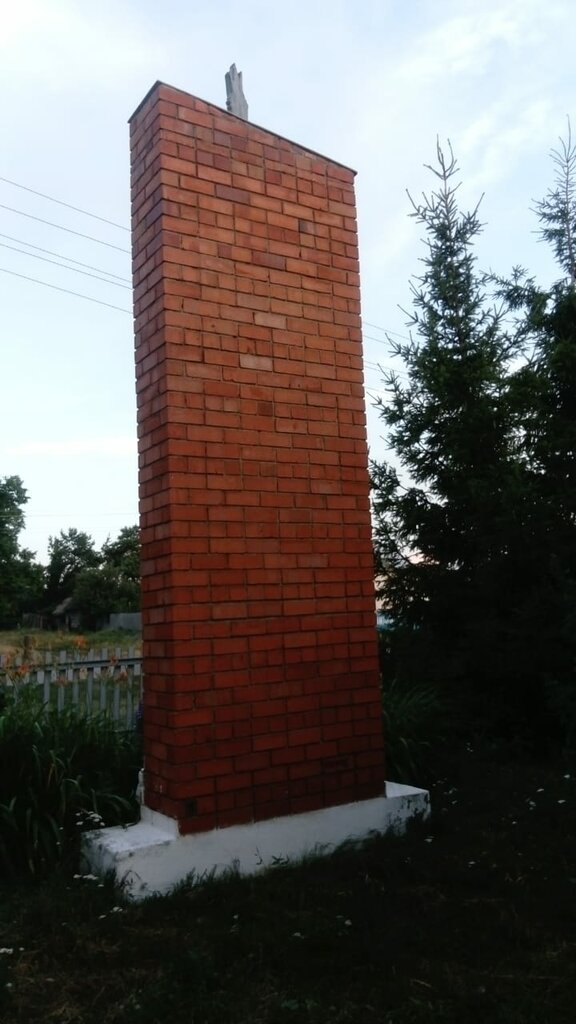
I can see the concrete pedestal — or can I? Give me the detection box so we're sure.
[82,782,430,900]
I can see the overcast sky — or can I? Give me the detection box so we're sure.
[0,0,572,561]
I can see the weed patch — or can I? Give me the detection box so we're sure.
[0,688,140,877]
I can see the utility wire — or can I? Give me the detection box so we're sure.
[0,267,132,314]
[363,331,411,349]
[0,175,129,232]
[0,182,413,342]
[0,233,131,282]
[0,205,131,254]
[0,242,131,289]
[0,262,407,363]
[363,320,411,341]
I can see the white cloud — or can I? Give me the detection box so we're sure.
[461,99,555,195]
[0,0,165,87]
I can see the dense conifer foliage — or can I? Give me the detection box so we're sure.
[372,131,576,742]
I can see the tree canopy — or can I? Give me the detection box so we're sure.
[0,476,43,629]
[44,528,101,610]
[372,129,576,741]
[0,508,140,630]
[72,525,140,628]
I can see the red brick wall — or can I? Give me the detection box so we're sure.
[130,81,385,834]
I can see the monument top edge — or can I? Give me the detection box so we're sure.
[128,80,357,176]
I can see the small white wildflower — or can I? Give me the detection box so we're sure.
[292,932,303,938]
[558,799,566,804]
[424,837,434,843]
[536,788,544,793]
[5,982,12,989]
[344,919,352,927]
[0,948,14,955]
[563,774,571,780]
[98,914,107,920]
[110,906,123,913]
[468,861,476,867]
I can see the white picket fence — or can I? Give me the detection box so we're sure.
[0,647,143,728]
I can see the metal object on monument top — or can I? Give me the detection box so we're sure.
[225,64,248,120]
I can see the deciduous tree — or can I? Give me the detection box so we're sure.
[0,476,43,627]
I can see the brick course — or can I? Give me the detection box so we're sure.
[130,81,385,834]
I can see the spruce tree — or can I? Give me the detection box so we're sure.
[498,127,576,725]
[372,144,533,719]
[373,131,576,738]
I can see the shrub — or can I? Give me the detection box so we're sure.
[0,683,140,877]
[382,676,450,784]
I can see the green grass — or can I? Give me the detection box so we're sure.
[1,741,575,1023]
[0,691,140,878]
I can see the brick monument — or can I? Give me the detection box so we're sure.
[84,78,428,896]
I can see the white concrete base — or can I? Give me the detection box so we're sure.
[82,782,430,900]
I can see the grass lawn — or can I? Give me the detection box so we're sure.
[1,741,575,1023]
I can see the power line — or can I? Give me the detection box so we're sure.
[0,175,129,232]
[0,204,131,254]
[0,259,408,359]
[364,353,410,379]
[0,233,131,282]
[0,245,409,350]
[363,320,411,341]
[0,241,131,289]
[0,185,411,342]
[0,267,132,314]
[365,376,408,386]
[363,332,411,350]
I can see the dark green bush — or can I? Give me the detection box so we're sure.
[0,683,140,877]
[382,675,451,784]
[378,626,452,783]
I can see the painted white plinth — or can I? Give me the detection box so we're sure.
[82,782,429,900]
